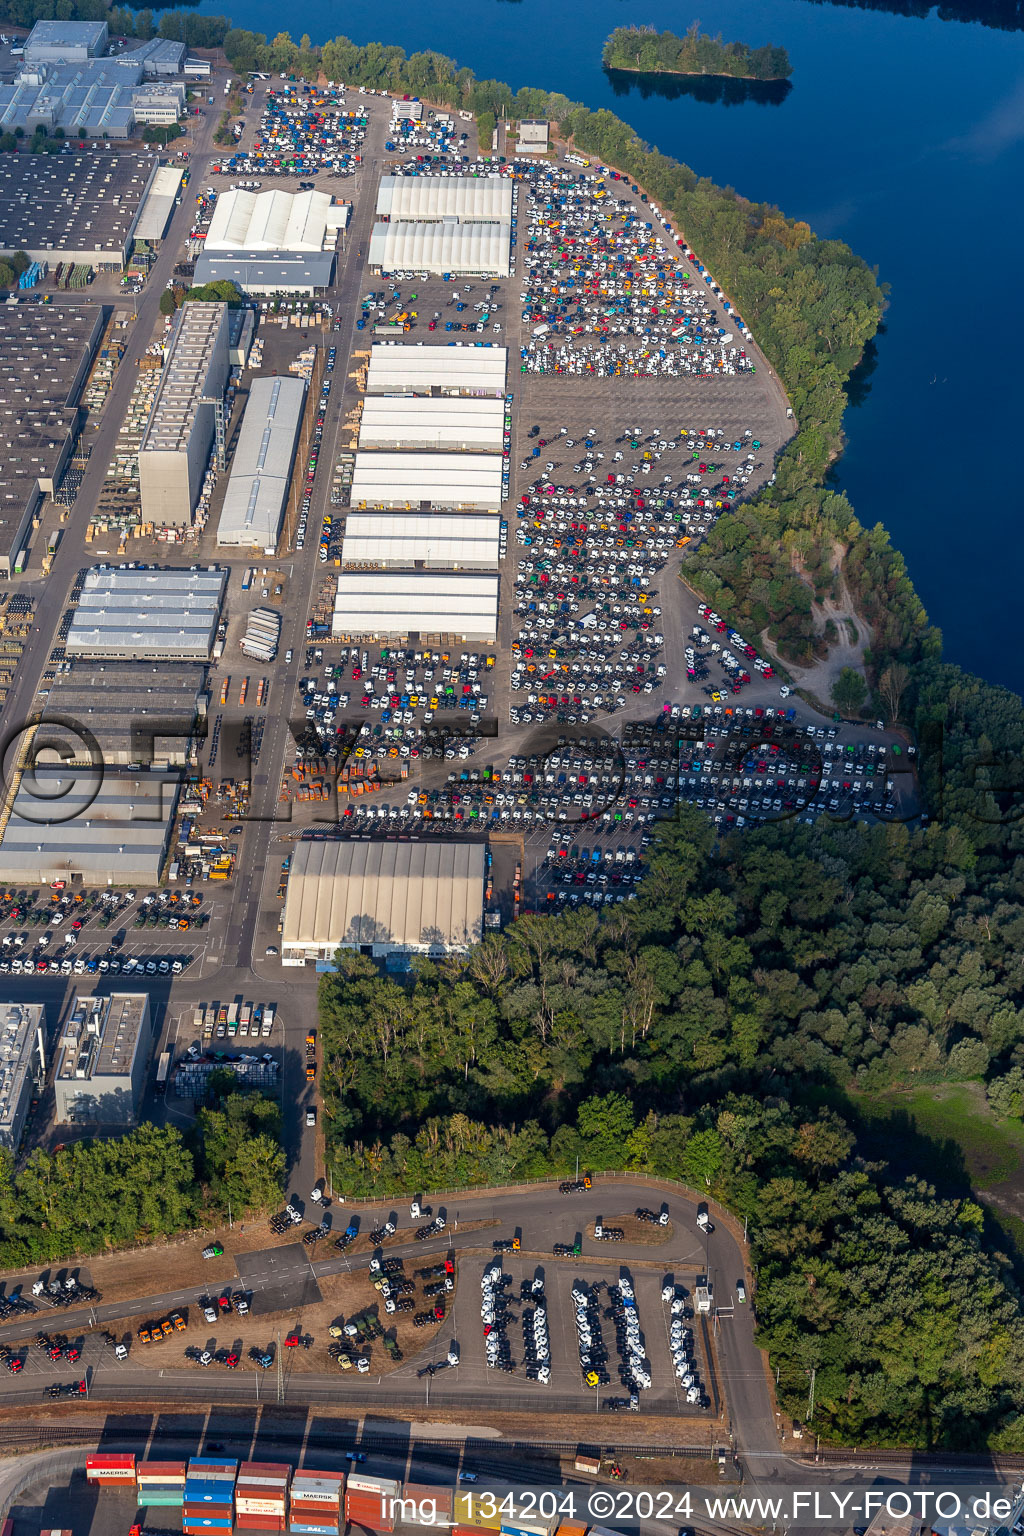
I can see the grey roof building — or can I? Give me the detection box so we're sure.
[138,302,230,526]
[39,661,207,767]
[0,766,181,884]
[0,1002,45,1152]
[193,251,335,296]
[0,50,185,138]
[0,301,104,577]
[66,566,227,660]
[24,20,109,66]
[216,376,305,551]
[0,153,158,266]
[54,993,152,1126]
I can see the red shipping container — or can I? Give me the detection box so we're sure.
[290,1501,342,1513]
[240,1464,291,1480]
[138,1463,187,1478]
[87,1455,136,1470]
[345,1495,394,1533]
[236,1518,286,1531]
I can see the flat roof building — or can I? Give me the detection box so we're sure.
[366,343,506,398]
[0,153,157,266]
[341,511,500,570]
[516,118,549,154]
[54,993,152,1126]
[358,396,504,453]
[0,767,181,885]
[134,164,184,244]
[282,840,484,963]
[193,251,335,296]
[0,50,183,138]
[66,566,226,661]
[0,1002,44,1152]
[24,20,108,66]
[39,661,207,768]
[205,188,348,253]
[333,570,498,641]
[0,301,103,578]
[138,302,230,526]
[351,450,503,510]
[217,375,305,551]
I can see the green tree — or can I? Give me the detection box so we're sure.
[831,666,868,715]
[682,1129,724,1188]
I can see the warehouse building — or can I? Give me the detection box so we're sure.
[333,571,498,641]
[138,302,230,526]
[516,118,549,154]
[24,19,109,66]
[351,451,503,510]
[358,396,504,453]
[128,37,188,76]
[134,164,184,244]
[0,767,181,885]
[0,301,104,578]
[227,307,256,368]
[282,840,484,963]
[0,46,185,138]
[375,174,512,223]
[369,221,509,278]
[216,375,305,551]
[39,661,207,768]
[54,992,153,1126]
[205,188,349,253]
[366,343,506,399]
[193,251,335,297]
[66,566,227,661]
[341,512,500,570]
[0,153,158,267]
[0,1002,45,1153]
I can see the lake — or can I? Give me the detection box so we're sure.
[199,0,1024,694]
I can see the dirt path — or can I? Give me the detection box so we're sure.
[770,544,872,709]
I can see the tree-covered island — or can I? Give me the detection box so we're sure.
[603,23,793,81]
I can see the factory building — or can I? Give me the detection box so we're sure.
[0,43,185,138]
[0,302,104,578]
[138,302,230,526]
[204,188,349,253]
[0,1002,45,1152]
[333,570,498,642]
[350,451,503,510]
[23,20,108,66]
[0,768,182,885]
[39,661,207,768]
[0,153,158,267]
[357,396,504,453]
[282,840,485,963]
[216,375,306,551]
[66,566,227,661]
[193,251,335,297]
[365,343,507,398]
[340,512,500,570]
[54,993,153,1126]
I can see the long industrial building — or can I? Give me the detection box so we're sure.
[216,376,306,551]
[0,153,158,267]
[358,396,504,452]
[0,302,104,577]
[39,661,207,768]
[0,1002,45,1153]
[282,840,485,962]
[66,567,227,661]
[23,20,108,64]
[350,451,503,510]
[0,767,181,885]
[366,344,507,398]
[333,571,498,641]
[54,992,153,1126]
[375,174,512,222]
[341,512,500,570]
[205,188,349,253]
[138,302,230,527]
[193,251,335,297]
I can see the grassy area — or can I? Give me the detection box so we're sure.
[855,1081,1024,1190]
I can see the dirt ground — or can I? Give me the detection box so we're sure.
[584,1215,675,1246]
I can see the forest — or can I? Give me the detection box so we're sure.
[0,1087,284,1267]
[602,25,792,81]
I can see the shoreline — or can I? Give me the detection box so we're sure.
[603,60,791,83]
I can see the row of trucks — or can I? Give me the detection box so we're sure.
[195,1002,275,1040]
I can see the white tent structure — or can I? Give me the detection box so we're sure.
[341,512,500,569]
[358,396,504,452]
[375,174,512,222]
[365,344,507,398]
[205,188,347,252]
[333,571,498,641]
[368,220,509,277]
[350,451,502,510]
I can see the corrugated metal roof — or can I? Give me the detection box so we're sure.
[282,840,484,953]
[333,571,498,639]
[194,251,335,292]
[375,175,513,223]
[358,395,503,452]
[369,220,510,277]
[366,344,506,396]
[217,375,305,549]
[66,567,226,658]
[341,511,500,568]
[134,164,183,243]
[351,451,503,508]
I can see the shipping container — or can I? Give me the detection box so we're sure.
[347,1478,399,1497]
[402,1487,453,1524]
[139,1462,188,1479]
[501,1522,556,1536]
[289,1526,342,1535]
[454,1499,502,1531]
[87,1454,136,1474]
[345,1493,395,1532]
[237,1500,289,1514]
[555,1525,588,1536]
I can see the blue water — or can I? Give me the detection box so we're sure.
[202,0,1024,694]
